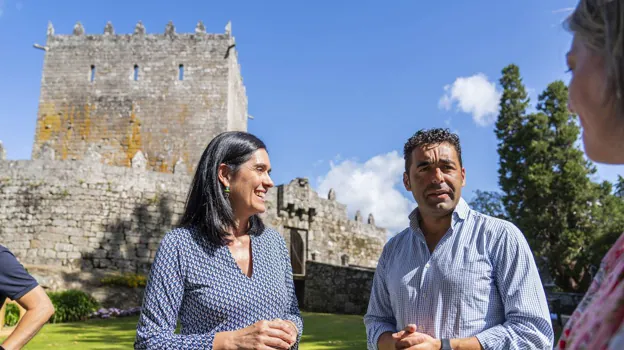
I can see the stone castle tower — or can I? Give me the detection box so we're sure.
[32,21,247,173]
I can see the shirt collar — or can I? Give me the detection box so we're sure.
[408,197,470,234]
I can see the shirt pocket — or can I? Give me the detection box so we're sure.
[456,262,495,326]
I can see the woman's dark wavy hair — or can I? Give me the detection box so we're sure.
[178,131,267,246]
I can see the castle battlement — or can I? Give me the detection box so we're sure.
[45,20,234,42]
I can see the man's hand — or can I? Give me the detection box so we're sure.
[393,324,441,350]
[392,323,418,341]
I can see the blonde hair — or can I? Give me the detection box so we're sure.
[566,0,624,111]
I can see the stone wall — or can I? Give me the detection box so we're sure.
[24,265,145,309]
[0,160,386,274]
[262,178,387,269]
[33,21,246,174]
[303,261,375,315]
[0,159,189,273]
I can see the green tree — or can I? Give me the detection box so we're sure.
[589,181,624,269]
[494,65,609,292]
[615,175,624,198]
[469,190,507,219]
[495,65,531,223]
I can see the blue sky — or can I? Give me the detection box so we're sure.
[1,0,622,232]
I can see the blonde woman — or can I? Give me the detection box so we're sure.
[559,1,624,349]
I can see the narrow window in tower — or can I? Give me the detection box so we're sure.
[134,65,139,81]
[90,65,96,82]
[179,64,184,80]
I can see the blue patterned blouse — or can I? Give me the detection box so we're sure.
[134,226,303,349]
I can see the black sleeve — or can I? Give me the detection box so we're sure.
[0,246,39,301]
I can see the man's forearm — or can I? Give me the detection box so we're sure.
[377,331,397,350]
[450,336,484,350]
[1,305,54,350]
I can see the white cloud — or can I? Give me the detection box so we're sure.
[315,151,417,234]
[439,73,501,127]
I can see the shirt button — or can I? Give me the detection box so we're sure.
[425,263,430,268]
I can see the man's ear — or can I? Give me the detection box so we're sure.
[461,167,466,187]
[403,172,411,191]
[218,164,231,187]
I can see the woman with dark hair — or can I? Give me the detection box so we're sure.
[556,1,624,349]
[135,131,303,349]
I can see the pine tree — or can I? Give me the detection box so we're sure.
[495,65,531,223]
[494,66,604,291]
[616,175,624,198]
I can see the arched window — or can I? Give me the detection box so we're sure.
[341,254,349,266]
[134,65,139,81]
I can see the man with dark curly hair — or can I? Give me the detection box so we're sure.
[364,128,553,350]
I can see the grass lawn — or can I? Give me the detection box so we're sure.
[1,312,367,349]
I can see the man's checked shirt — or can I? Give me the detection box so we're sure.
[364,198,553,349]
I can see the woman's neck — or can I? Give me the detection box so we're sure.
[230,213,250,238]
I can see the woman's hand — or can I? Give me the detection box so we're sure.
[213,319,296,350]
[276,318,298,346]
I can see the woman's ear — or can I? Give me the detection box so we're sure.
[218,163,231,187]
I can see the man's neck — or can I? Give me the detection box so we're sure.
[419,212,453,252]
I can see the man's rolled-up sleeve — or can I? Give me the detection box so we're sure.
[364,247,397,350]
[475,224,554,350]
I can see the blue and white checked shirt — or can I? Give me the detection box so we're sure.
[364,198,553,350]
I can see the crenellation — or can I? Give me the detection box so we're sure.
[164,21,175,36]
[225,21,232,36]
[195,21,206,34]
[327,188,336,200]
[0,141,6,160]
[73,21,85,36]
[134,21,145,35]
[47,21,54,36]
[104,22,114,35]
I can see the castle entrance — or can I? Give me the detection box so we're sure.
[289,228,306,276]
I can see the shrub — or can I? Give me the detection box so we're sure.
[100,273,147,289]
[47,289,99,323]
[4,302,20,327]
